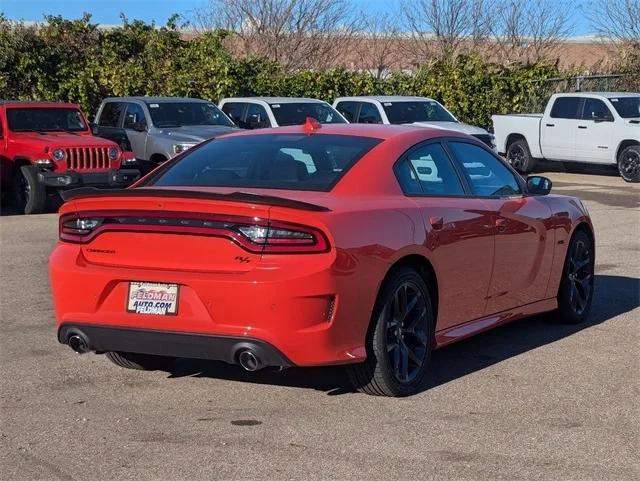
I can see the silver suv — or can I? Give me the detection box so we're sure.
[93,97,237,172]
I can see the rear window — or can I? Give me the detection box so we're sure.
[270,102,346,126]
[550,97,581,119]
[151,134,381,191]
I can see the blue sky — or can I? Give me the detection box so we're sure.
[2,0,594,35]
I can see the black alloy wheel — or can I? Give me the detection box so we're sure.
[556,230,594,324]
[618,145,640,183]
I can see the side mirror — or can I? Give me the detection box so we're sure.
[132,121,146,132]
[593,111,613,123]
[527,175,552,196]
[90,123,99,135]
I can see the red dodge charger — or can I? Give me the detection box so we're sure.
[49,120,595,396]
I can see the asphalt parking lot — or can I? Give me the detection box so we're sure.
[1,169,638,481]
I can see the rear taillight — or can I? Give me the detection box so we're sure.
[59,212,329,254]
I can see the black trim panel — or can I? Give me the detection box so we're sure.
[58,324,293,367]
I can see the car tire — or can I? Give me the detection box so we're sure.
[105,351,176,371]
[506,139,536,174]
[617,145,640,183]
[554,230,594,324]
[11,165,47,214]
[347,267,434,397]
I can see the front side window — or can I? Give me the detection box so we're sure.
[123,103,147,129]
[221,102,246,125]
[334,101,358,122]
[7,108,88,132]
[382,101,457,124]
[246,104,270,129]
[608,96,640,118]
[151,134,381,192]
[358,103,383,124]
[270,102,346,126]
[146,102,234,128]
[98,102,124,127]
[449,141,521,197]
[582,98,612,120]
[550,97,581,119]
[395,143,465,195]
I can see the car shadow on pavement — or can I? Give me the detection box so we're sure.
[165,274,639,396]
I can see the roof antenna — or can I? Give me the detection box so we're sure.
[303,117,321,134]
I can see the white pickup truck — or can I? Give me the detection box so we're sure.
[492,92,639,182]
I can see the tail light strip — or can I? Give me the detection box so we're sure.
[59,211,330,254]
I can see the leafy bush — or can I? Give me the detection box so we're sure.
[0,14,564,127]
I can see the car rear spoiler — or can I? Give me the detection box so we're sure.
[60,187,331,212]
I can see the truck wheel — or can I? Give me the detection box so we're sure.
[10,165,47,214]
[618,145,640,183]
[105,351,176,371]
[346,267,434,397]
[506,139,536,174]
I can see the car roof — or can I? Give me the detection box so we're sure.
[335,96,436,103]
[102,97,212,103]
[554,92,640,98]
[0,101,82,109]
[218,122,464,141]
[221,97,328,104]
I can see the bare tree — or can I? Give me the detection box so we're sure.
[588,0,640,45]
[401,0,493,62]
[191,0,361,71]
[491,0,573,63]
[353,12,402,78]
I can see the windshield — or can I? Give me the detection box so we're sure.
[269,102,346,126]
[151,134,381,192]
[609,97,640,118]
[382,101,457,124]
[146,102,234,128]
[7,108,87,132]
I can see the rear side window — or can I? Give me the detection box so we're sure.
[98,102,124,127]
[358,103,383,124]
[449,141,521,197]
[270,102,346,126]
[151,134,381,192]
[395,143,464,195]
[335,101,358,122]
[550,97,581,119]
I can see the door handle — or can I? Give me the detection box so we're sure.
[578,125,587,129]
[429,216,444,230]
[495,218,507,233]
[545,123,555,127]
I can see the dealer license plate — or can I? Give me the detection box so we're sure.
[127,282,179,315]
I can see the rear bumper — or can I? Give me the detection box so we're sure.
[58,324,292,368]
[39,169,140,188]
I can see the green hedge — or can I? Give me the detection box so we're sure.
[0,14,564,128]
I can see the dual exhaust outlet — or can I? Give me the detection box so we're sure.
[67,332,264,372]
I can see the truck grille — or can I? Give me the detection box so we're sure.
[65,147,110,170]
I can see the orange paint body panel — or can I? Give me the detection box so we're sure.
[49,124,593,367]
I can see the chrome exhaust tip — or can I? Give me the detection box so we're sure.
[237,349,262,371]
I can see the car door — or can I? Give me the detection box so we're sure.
[575,97,615,163]
[447,140,554,315]
[541,97,582,161]
[122,102,148,159]
[395,141,495,330]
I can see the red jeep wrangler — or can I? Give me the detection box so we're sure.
[0,102,140,214]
